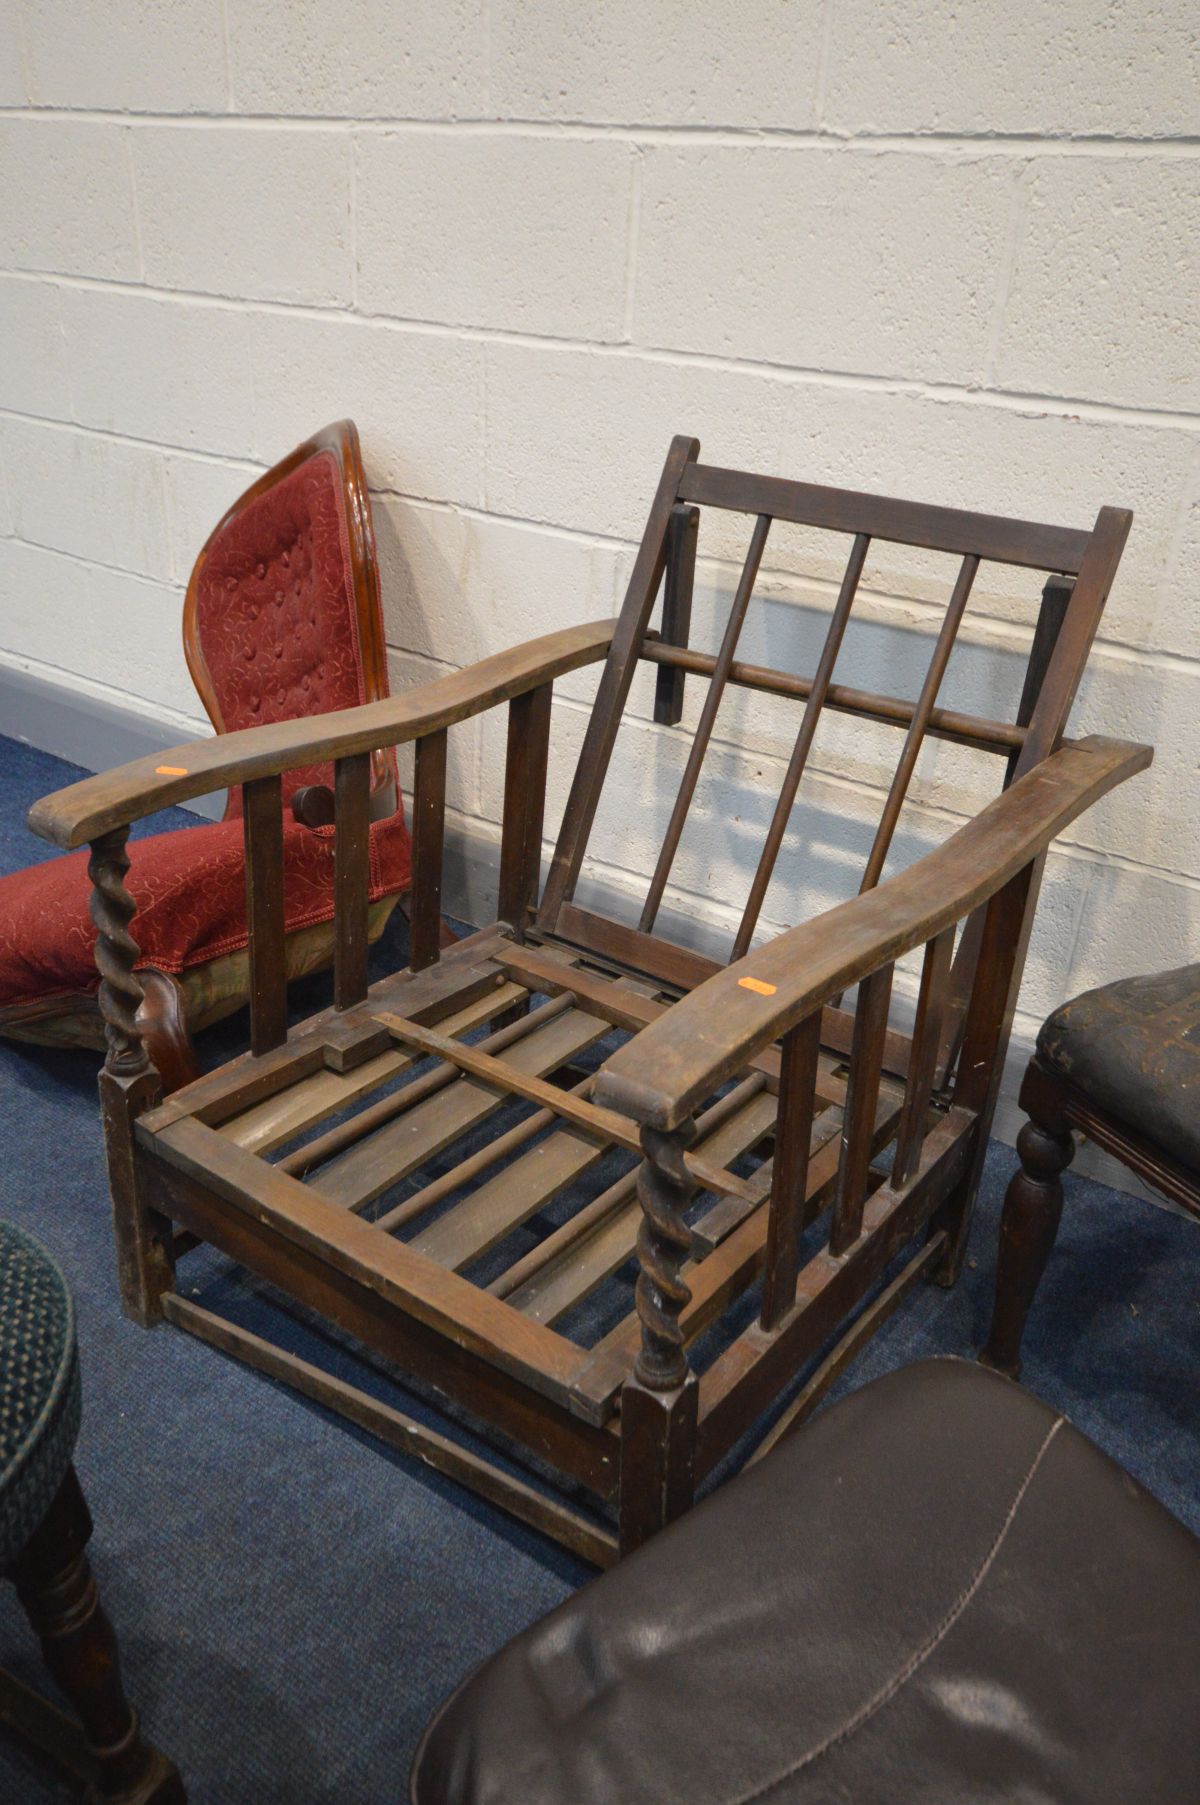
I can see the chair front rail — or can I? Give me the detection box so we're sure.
[146,1112,616,1424]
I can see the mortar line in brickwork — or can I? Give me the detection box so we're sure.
[348,134,359,309]
[218,0,234,112]
[620,147,643,343]
[122,126,146,283]
[984,160,1033,386]
[10,267,1200,433]
[812,0,837,129]
[2,414,1197,684]
[3,107,1200,157]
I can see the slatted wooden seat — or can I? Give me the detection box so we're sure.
[28,437,1151,1565]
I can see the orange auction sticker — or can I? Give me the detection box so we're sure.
[737,976,777,997]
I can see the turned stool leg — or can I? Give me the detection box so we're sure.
[980,1103,1075,1381]
[11,1468,185,1805]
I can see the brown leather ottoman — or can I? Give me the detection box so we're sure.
[410,1358,1200,1804]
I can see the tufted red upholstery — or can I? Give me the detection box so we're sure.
[194,446,394,809]
[0,811,411,1013]
[0,427,414,1034]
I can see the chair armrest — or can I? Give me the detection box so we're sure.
[593,734,1152,1131]
[27,621,617,849]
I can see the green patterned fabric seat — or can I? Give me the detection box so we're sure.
[0,1222,80,1569]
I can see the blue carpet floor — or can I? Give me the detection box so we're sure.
[0,733,1196,1804]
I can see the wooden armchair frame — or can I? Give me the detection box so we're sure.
[28,437,1150,1565]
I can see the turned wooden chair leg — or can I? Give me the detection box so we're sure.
[135,970,200,1097]
[88,830,175,1327]
[619,1120,700,1556]
[980,1099,1075,1381]
[9,1468,185,1805]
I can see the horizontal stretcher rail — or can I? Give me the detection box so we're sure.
[161,1293,619,1568]
[639,641,1025,754]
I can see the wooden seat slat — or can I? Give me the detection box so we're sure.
[220,981,528,1157]
[313,1007,609,1212]
[413,1121,616,1272]
[508,1083,782,1327]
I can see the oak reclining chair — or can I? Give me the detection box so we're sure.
[27,438,1150,1564]
[0,421,410,1091]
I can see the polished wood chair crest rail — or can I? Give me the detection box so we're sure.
[28,437,1151,1565]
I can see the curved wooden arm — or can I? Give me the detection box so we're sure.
[27,621,617,850]
[594,734,1151,1130]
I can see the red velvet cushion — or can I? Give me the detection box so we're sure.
[195,448,382,808]
[0,810,411,1011]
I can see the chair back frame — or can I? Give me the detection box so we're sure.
[183,420,397,820]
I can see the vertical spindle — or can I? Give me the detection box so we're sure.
[242,774,287,1054]
[334,751,371,1009]
[409,729,447,972]
[830,963,894,1255]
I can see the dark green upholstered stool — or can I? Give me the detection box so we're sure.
[0,1221,184,1803]
[983,963,1200,1378]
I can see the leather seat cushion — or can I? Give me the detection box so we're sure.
[0,809,410,1013]
[410,1359,1200,1805]
[1037,963,1200,1171]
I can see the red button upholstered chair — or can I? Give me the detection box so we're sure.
[0,422,411,1092]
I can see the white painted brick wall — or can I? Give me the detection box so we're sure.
[357,133,635,339]
[133,128,354,306]
[1,0,1197,1108]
